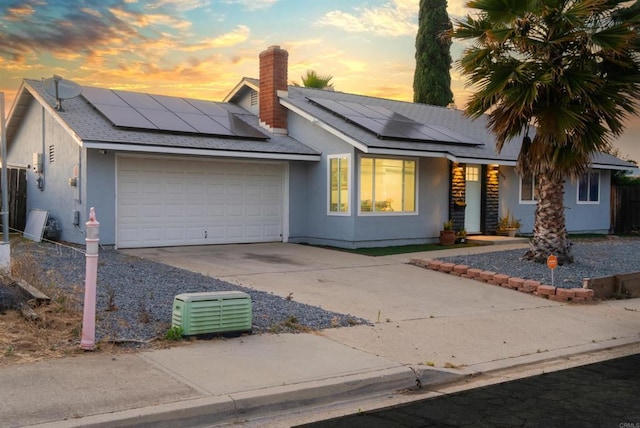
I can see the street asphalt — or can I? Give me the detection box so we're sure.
[297,352,640,427]
[1,242,639,427]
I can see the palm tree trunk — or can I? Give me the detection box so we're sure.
[525,173,573,264]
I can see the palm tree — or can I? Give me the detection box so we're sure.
[453,0,640,264]
[293,70,334,89]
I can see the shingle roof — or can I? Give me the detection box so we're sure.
[282,86,636,170]
[15,79,319,159]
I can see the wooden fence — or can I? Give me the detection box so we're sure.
[0,168,27,233]
[611,185,640,234]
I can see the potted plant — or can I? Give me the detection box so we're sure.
[497,210,521,237]
[439,219,456,245]
[456,228,467,244]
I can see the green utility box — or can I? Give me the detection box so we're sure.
[172,291,252,336]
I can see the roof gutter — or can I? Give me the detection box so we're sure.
[82,141,321,161]
[368,147,517,165]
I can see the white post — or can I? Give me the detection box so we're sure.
[80,207,99,350]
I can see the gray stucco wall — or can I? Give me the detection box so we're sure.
[85,149,116,245]
[499,166,611,234]
[7,99,88,244]
[286,112,450,248]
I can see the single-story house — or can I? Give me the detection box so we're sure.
[5,45,635,249]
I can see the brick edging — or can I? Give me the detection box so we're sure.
[409,258,595,303]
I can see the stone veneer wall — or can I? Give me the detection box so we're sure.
[450,163,466,231]
[483,165,500,233]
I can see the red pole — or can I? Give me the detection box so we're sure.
[80,207,99,350]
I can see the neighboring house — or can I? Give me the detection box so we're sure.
[5,45,635,249]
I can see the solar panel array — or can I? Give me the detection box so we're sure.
[308,97,479,146]
[82,87,268,140]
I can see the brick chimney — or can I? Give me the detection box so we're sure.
[259,45,288,134]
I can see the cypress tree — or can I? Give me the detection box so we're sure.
[413,0,453,106]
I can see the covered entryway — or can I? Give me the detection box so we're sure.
[116,156,284,248]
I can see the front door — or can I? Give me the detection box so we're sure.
[465,165,482,234]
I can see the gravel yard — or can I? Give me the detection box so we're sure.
[440,237,640,289]
[5,237,639,346]
[8,240,368,344]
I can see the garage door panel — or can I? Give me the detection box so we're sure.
[227,183,243,196]
[204,227,225,239]
[166,205,184,217]
[207,184,224,195]
[246,205,261,217]
[142,228,163,241]
[226,226,244,238]
[207,206,224,216]
[136,204,160,218]
[117,157,284,248]
[227,205,243,216]
[187,204,205,217]
[165,228,184,240]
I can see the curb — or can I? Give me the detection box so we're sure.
[36,366,463,428]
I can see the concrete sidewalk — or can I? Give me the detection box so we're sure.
[3,242,640,427]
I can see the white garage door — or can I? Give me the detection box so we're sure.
[116,156,284,248]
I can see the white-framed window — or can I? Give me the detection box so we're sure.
[359,157,417,214]
[328,154,351,215]
[519,174,537,204]
[577,170,600,204]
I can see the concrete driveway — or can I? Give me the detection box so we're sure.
[123,243,640,371]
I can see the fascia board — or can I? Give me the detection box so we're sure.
[83,141,321,161]
[223,78,260,103]
[369,148,516,165]
[24,81,83,147]
[591,163,638,171]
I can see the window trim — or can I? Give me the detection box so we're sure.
[519,173,537,204]
[576,170,600,205]
[357,155,419,216]
[327,154,351,216]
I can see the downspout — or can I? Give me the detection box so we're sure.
[38,106,45,191]
[1,93,8,243]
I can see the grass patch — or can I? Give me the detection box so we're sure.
[567,233,610,240]
[327,243,480,257]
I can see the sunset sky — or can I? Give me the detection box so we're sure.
[1,0,638,163]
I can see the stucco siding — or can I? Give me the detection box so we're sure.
[86,149,117,245]
[499,166,611,234]
[286,112,356,245]
[7,100,87,244]
[286,112,450,248]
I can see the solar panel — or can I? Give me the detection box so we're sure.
[83,87,268,140]
[308,97,479,146]
[186,99,230,117]
[116,91,165,110]
[151,94,202,114]
[137,108,197,133]
[82,87,129,107]
[90,104,157,129]
[340,101,390,119]
[176,112,233,135]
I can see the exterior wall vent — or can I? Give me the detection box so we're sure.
[172,291,252,336]
[48,145,55,163]
[250,89,258,106]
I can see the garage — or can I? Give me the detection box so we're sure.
[116,156,285,248]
